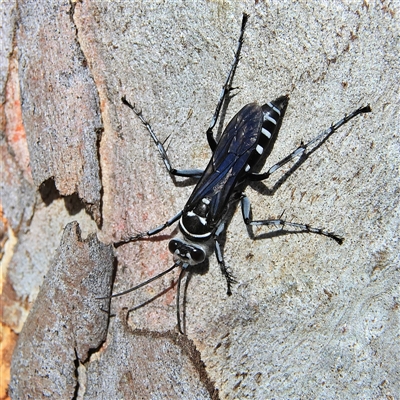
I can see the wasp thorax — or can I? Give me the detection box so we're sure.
[180,197,213,239]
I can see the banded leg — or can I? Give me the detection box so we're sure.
[122,97,204,179]
[241,195,344,244]
[250,104,371,181]
[214,222,237,295]
[207,13,249,151]
[115,211,183,246]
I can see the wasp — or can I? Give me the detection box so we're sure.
[110,14,371,333]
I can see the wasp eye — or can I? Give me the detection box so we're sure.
[190,247,205,263]
[168,240,180,254]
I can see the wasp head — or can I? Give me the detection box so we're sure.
[168,237,212,266]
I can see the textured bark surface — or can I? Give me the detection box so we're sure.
[83,317,217,400]
[1,0,399,399]
[9,222,114,399]
[17,0,103,223]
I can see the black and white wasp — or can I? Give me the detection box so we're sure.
[111,14,371,333]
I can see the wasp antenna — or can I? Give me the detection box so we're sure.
[176,267,187,335]
[163,133,172,146]
[97,263,179,300]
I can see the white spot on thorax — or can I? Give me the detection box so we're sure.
[187,210,207,226]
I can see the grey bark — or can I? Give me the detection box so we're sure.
[9,222,114,398]
[2,0,399,399]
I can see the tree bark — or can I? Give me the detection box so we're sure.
[1,1,399,399]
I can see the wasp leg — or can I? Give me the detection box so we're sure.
[214,222,237,295]
[122,97,204,179]
[240,195,343,244]
[206,13,249,151]
[250,104,371,182]
[115,211,183,246]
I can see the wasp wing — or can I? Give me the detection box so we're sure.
[185,103,263,223]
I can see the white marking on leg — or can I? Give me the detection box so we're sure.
[245,164,251,172]
[293,148,305,157]
[269,164,279,174]
[215,222,225,236]
[256,145,263,154]
[163,159,171,170]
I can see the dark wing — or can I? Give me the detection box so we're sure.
[185,103,263,223]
